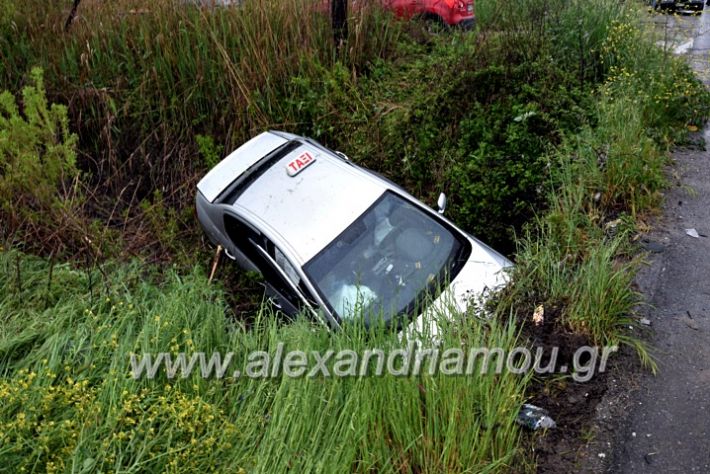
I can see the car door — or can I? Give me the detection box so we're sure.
[383,0,418,18]
[223,213,312,319]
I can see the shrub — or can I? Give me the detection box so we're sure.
[0,0,14,28]
[600,18,710,140]
[500,64,706,365]
[196,134,224,170]
[0,68,83,254]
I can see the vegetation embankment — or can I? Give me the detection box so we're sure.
[1,0,709,471]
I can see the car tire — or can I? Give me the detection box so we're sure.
[421,13,447,34]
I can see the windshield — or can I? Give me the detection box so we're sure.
[304,192,471,325]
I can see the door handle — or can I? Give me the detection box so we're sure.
[224,248,237,260]
[268,296,282,309]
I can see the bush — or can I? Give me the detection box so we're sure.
[0,0,13,28]
[0,68,83,254]
[600,18,710,139]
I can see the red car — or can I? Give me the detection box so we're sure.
[382,0,475,28]
[325,0,475,29]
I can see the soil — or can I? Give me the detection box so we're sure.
[519,311,608,472]
[515,305,642,473]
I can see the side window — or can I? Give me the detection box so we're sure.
[224,214,303,311]
[265,240,318,308]
[273,247,300,287]
[224,214,265,267]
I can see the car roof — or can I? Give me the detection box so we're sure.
[232,141,387,264]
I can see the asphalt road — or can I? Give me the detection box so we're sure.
[610,8,710,473]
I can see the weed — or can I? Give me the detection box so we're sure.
[196,134,224,170]
[0,249,528,472]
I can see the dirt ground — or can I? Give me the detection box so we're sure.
[525,10,710,473]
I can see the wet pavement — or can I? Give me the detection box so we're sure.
[610,7,710,474]
[645,8,710,84]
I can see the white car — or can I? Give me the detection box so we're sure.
[196,131,511,331]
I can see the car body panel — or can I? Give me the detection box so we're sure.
[234,143,386,264]
[316,0,475,27]
[383,0,474,24]
[653,0,704,10]
[407,247,511,338]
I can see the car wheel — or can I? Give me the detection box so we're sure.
[422,13,447,34]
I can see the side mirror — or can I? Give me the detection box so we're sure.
[334,151,350,161]
[437,192,447,214]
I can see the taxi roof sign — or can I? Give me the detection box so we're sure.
[286,151,316,177]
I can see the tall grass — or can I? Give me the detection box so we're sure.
[2,1,710,470]
[500,18,709,364]
[0,0,401,191]
[0,250,529,473]
[476,0,627,80]
[0,0,408,262]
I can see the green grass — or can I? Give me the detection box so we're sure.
[0,250,529,473]
[0,0,400,157]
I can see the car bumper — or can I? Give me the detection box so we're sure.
[683,0,704,9]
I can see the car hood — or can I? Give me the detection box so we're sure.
[404,239,512,340]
